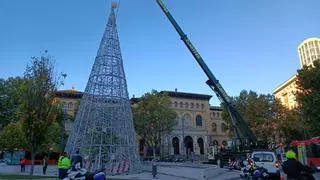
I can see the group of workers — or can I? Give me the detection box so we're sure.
[58,150,82,179]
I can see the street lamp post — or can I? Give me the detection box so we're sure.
[166,135,170,156]
[182,116,185,156]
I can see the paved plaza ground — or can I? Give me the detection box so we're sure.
[0,163,239,180]
[0,163,319,180]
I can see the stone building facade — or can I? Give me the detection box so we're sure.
[273,75,298,110]
[54,88,82,133]
[55,89,230,156]
[159,91,230,156]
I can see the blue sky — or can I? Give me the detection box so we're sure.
[0,0,319,105]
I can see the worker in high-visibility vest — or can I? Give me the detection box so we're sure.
[58,152,71,179]
[282,150,310,180]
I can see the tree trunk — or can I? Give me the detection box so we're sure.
[161,136,165,160]
[10,151,13,165]
[153,147,156,160]
[159,138,162,160]
[30,146,36,176]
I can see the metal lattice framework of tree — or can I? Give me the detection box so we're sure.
[65,4,141,174]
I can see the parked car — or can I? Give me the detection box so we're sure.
[251,151,280,177]
[0,159,8,166]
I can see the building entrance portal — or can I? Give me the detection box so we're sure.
[172,137,180,155]
[197,138,204,154]
[184,136,193,154]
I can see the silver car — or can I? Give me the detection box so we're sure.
[251,151,280,177]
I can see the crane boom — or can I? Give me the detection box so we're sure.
[156,0,257,143]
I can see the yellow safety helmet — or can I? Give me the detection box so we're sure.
[286,150,296,159]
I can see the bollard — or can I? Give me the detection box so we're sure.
[152,161,157,178]
[217,159,223,168]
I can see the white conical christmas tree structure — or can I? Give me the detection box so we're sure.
[65,4,141,174]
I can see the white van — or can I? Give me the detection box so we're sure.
[251,151,280,177]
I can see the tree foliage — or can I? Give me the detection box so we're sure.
[222,90,303,145]
[222,90,275,143]
[19,52,65,175]
[296,61,320,137]
[0,122,27,151]
[132,90,177,154]
[38,122,62,152]
[273,99,304,144]
[0,77,26,129]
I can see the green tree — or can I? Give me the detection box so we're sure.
[222,90,275,143]
[296,61,320,137]
[132,90,177,158]
[222,90,305,146]
[0,77,26,129]
[0,122,27,150]
[38,122,62,152]
[273,99,304,144]
[19,52,66,175]
[0,122,27,163]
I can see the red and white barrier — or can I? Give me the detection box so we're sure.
[111,162,120,175]
[116,161,123,174]
[109,160,131,175]
[122,161,130,173]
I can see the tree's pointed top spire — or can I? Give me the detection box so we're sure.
[111,1,118,10]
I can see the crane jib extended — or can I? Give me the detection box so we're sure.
[156,0,232,105]
[156,0,257,143]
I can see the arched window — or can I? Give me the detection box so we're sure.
[185,102,189,109]
[211,123,217,132]
[196,115,203,127]
[68,102,74,109]
[221,123,228,132]
[174,101,178,107]
[201,104,205,109]
[182,114,191,128]
[63,102,67,110]
[196,103,199,108]
[179,102,183,108]
[190,103,194,108]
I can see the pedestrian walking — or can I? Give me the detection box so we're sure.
[20,156,26,173]
[58,152,71,179]
[43,155,48,174]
